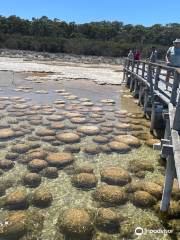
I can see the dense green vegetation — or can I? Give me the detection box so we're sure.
[0,15,180,58]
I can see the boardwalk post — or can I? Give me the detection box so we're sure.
[133,79,139,97]
[122,58,127,82]
[160,155,176,211]
[154,66,161,90]
[141,62,146,78]
[170,70,180,106]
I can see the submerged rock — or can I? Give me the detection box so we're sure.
[75,165,94,174]
[93,136,109,144]
[36,128,56,137]
[24,149,48,162]
[70,117,87,124]
[4,190,28,210]
[96,208,121,232]
[50,122,65,130]
[57,208,94,239]
[47,152,74,167]
[23,173,41,187]
[32,189,53,208]
[28,159,48,172]
[114,135,141,148]
[56,132,80,143]
[126,181,162,200]
[146,138,160,148]
[77,125,100,135]
[143,182,163,200]
[5,152,19,161]
[132,132,152,140]
[100,167,131,186]
[83,145,101,155]
[41,167,58,178]
[93,185,127,205]
[0,160,15,170]
[114,123,131,131]
[0,210,44,240]
[131,191,156,208]
[64,144,81,153]
[11,144,30,154]
[71,173,98,189]
[0,128,15,140]
[99,144,112,154]
[128,159,154,173]
[108,141,131,153]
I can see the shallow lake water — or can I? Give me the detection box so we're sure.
[0,71,179,240]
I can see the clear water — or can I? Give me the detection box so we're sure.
[0,72,179,240]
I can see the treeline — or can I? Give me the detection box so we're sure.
[0,15,180,58]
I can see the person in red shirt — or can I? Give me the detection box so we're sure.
[134,50,141,61]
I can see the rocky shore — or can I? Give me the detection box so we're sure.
[0,49,124,65]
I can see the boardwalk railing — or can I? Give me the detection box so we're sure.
[123,58,180,211]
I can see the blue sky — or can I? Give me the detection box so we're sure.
[1,0,180,26]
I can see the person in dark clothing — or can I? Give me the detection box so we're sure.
[134,50,141,61]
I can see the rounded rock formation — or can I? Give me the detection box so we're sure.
[114,123,131,131]
[70,117,87,124]
[0,160,15,170]
[0,211,28,239]
[64,144,80,153]
[56,132,80,143]
[93,136,109,144]
[50,122,65,130]
[36,128,56,137]
[99,144,112,154]
[5,152,19,161]
[71,173,98,189]
[42,167,58,178]
[11,144,30,154]
[28,159,48,172]
[23,173,41,187]
[96,208,120,232]
[131,191,156,207]
[47,152,74,168]
[101,167,131,186]
[108,141,131,153]
[75,165,94,174]
[57,208,94,239]
[146,138,161,148]
[77,125,100,135]
[32,189,53,208]
[114,135,141,148]
[84,145,100,155]
[93,185,127,205]
[24,149,48,162]
[0,128,15,140]
[128,160,154,173]
[5,190,28,210]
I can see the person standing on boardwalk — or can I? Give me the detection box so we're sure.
[134,50,141,61]
[149,46,158,63]
[165,39,180,90]
[127,50,134,60]
[149,46,158,76]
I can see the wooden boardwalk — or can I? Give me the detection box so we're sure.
[123,58,180,211]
